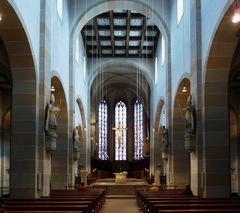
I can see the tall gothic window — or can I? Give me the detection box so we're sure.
[134,100,143,160]
[115,101,127,160]
[98,101,108,160]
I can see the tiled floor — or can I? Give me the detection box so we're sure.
[100,198,142,213]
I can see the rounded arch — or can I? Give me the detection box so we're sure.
[0,0,38,199]
[203,1,237,197]
[51,75,68,130]
[69,0,171,119]
[7,0,38,79]
[173,73,191,104]
[52,70,69,109]
[154,98,165,129]
[203,0,235,83]
[71,0,170,46]
[76,97,87,129]
[88,60,153,90]
[171,78,191,187]
[50,76,69,189]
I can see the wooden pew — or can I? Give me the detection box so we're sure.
[5,198,99,212]
[143,197,240,212]
[3,201,94,212]
[152,203,240,213]
[6,211,82,213]
[158,209,240,213]
[50,189,105,205]
[2,205,90,213]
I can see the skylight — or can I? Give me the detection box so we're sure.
[97,18,110,26]
[130,19,143,26]
[146,31,157,37]
[129,50,138,54]
[99,31,111,36]
[129,41,140,46]
[81,10,160,57]
[114,19,127,26]
[115,50,125,54]
[100,41,111,46]
[115,41,125,46]
[129,31,141,37]
[102,50,112,54]
[114,31,126,37]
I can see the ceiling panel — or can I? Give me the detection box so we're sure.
[81,10,160,58]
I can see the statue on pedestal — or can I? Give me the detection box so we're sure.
[161,126,168,152]
[45,93,60,152]
[184,94,195,135]
[161,126,168,160]
[73,127,81,160]
[73,127,80,151]
[184,94,196,152]
[45,93,60,137]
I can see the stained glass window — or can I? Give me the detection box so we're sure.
[98,100,108,160]
[115,101,127,160]
[134,100,143,160]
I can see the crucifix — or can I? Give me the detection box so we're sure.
[112,123,128,142]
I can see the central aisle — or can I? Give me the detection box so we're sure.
[100,198,142,213]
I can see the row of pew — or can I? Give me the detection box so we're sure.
[0,188,105,213]
[136,188,240,213]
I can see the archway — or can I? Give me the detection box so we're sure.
[50,76,69,189]
[152,99,165,184]
[68,0,171,182]
[172,78,191,188]
[229,40,240,195]
[0,1,37,199]
[0,38,11,197]
[203,1,239,197]
[90,66,150,179]
[75,98,87,175]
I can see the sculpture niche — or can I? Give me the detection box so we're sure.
[184,94,196,152]
[73,127,81,160]
[45,93,60,152]
[161,126,168,160]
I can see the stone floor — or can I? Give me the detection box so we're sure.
[100,198,142,213]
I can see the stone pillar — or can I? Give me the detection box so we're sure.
[38,0,53,197]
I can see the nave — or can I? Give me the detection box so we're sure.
[100,198,141,213]
[1,0,240,201]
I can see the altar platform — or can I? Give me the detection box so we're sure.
[90,178,149,195]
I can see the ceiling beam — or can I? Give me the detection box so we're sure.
[140,17,147,56]
[153,30,160,57]
[126,10,131,56]
[98,13,144,19]
[93,17,101,57]
[90,53,153,58]
[109,11,115,56]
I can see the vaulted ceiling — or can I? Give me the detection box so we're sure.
[81,9,160,58]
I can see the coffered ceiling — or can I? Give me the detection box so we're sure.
[81,9,160,58]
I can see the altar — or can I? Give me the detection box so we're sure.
[114,171,128,183]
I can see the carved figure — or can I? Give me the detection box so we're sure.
[45,93,60,137]
[184,94,195,134]
[161,126,168,152]
[73,127,80,150]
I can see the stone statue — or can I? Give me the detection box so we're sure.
[45,93,60,137]
[161,126,168,152]
[73,127,80,151]
[184,94,195,134]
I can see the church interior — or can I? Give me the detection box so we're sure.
[1,0,240,212]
